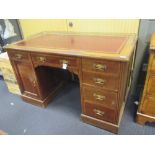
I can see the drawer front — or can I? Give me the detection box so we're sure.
[8,51,30,62]
[82,86,118,109]
[31,53,78,69]
[82,58,120,75]
[146,76,155,95]
[84,102,117,124]
[11,60,40,99]
[82,71,119,91]
[141,95,155,116]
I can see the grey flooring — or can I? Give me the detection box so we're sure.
[0,78,155,135]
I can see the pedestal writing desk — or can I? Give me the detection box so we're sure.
[5,32,137,133]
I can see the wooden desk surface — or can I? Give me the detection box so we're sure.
[5,32,137,61]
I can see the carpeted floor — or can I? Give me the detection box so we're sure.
[0,78,155,135]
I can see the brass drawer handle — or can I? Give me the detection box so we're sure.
[37,56,46,63]
[93,93,106,101]
[93,64,107,71]
[15,54,22,59]
[93,109,105,116]
[94,78,106,85]
[59,59,69,64]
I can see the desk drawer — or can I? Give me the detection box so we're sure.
[8,51,29,62]
[84,102,117,124]
[141,95,155,116]
[82,58,120,75]
[82,86,118,109]
[31,53,78,68]
[82,71,119,91]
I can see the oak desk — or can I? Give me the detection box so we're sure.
[5,32,137,133]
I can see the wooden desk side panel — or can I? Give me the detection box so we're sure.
[137,34,155,124]
[136,51,155,124]
[138,53,154,110]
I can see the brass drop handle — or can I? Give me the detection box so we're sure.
[93,109,105,116]
[15,54,22,59]
[37,56,46,63]
[93,64,107,71]
[59,59,69,64]
[94,78,106,85]
[93,93,106,101]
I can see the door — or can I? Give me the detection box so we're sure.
[11,60,40,99]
